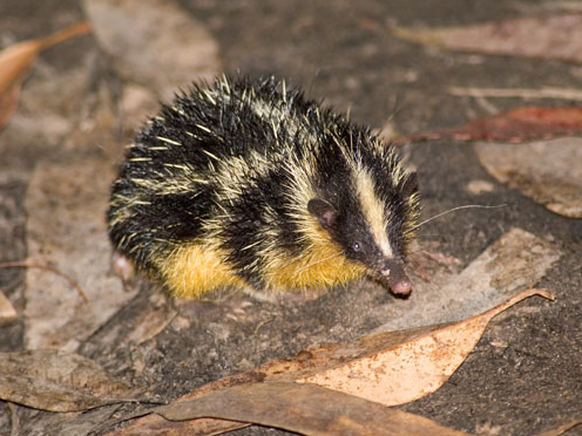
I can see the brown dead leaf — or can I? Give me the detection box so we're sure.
[154,382,473,436]
[0,289,17,326]
[392,14,582,64]
[0,22,90,129]
[110,289,554,435]
[296,288,554,406]
[476,138,582,218]
[393,107,582,145]
[0,349,142,412]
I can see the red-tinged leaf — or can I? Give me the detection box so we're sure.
[0,22,90,129]
[0,40,40,97]
[393,14,582,64]
[393,107,582,145]
[0,41,38,129]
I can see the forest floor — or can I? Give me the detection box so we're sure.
[0,1,581,435]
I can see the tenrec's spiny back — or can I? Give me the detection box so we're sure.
[108,75,420,298]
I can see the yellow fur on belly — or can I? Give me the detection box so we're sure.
[156,234,366,297]
[265,254,365,291]
[158,244,244,298]
[264,235,367,292]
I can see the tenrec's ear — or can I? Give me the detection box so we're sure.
[308,198,337,229]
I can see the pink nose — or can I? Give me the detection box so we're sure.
[391,278,412,295]
[377,259,413,296]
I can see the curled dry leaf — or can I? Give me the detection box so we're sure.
[0,350,142,412]
[476,138,582,218]
[393,107,582,145]
[0,22,90,129]
[110,289,554,435]
[392,14,582,64]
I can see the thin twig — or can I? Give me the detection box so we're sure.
[449,86,582,101]
[0,261,88,303]
[254,317,275,335]
[8,402,19,436]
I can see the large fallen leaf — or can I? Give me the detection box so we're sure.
[155,390,582,436]
[0,22,90,128]
[393,14,582,64]
[109,289,554,435]
[393,107,582,145]
[296,289,554,405]
[476,138,582,218]
[0,349,141,412]
[84,0,221,101]
[154,382,473,436]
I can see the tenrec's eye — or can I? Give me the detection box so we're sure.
[353,242,361,252]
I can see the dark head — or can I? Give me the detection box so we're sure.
[307,157,419,296]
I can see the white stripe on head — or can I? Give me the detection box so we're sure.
[354,167,393,258]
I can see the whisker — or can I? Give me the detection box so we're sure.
[411,204,507,231]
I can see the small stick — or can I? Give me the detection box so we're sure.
[8,402,19,436]
[448,86,582,101]
[254,317,275,335]
[0,261,88,303]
